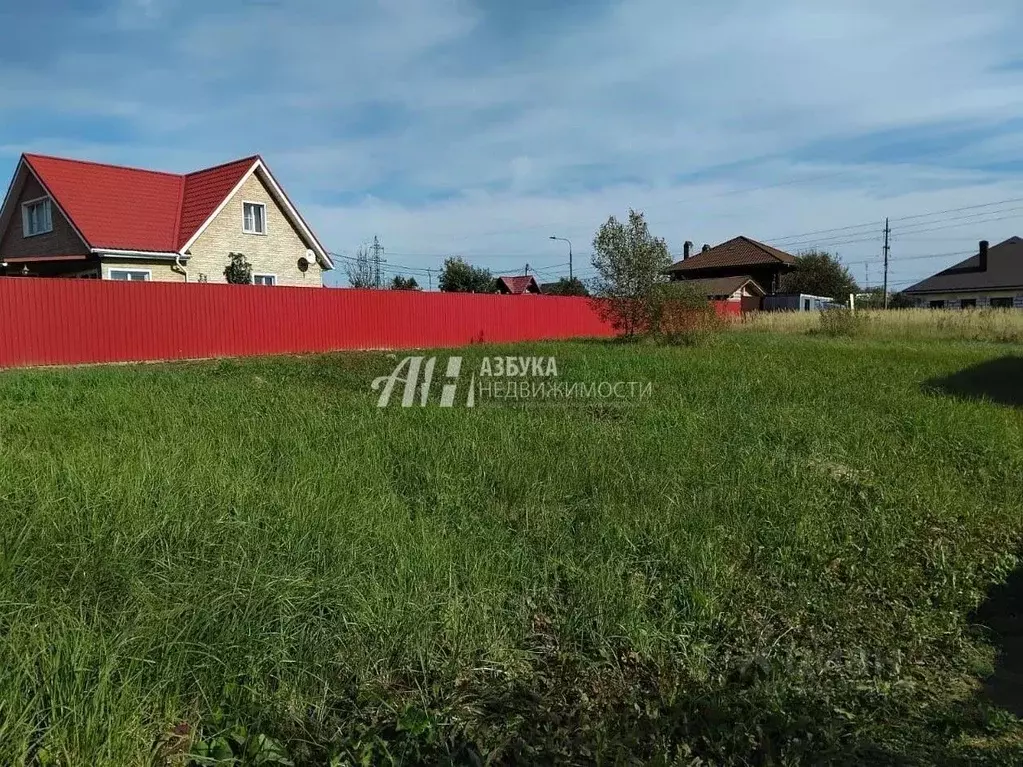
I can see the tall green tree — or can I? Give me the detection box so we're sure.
[779,250,860,299]
[590,209,671,335]
[438,257,494,293]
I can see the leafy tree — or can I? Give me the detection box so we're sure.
[438,257,494,293]
[590,209,671,336]
[858,287,916,309]
[887,291,917,309]
[391,275,421,291]
[543,277,589,297]
[779,250,860,299]
[345,246,375,289]
[223,252,252,284]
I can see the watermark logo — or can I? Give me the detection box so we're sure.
[372,356,474,408]
[372,355,652,408]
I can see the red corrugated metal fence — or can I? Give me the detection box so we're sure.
[0,278,739,369]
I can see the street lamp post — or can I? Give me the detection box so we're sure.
[549,236,573,280]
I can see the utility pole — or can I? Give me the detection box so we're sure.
[370,235,386,289]
[865,263,870,289]
[882,217,891,309]
[524,263,530,276]
[426,268,433,291]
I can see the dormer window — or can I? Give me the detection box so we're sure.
[243,202,266,234]
[22,197,53,237]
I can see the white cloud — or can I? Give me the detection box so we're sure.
[2,0,1023,290]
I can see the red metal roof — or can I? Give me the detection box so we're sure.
[177,157,259,249]
[22,153,259,253]
[497,275,540,294]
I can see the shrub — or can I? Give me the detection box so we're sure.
[224,253,253,285]
[816,307,869,337]
[647,283,724,345]
[543,277,589,297]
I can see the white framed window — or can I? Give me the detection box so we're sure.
[243,202,266,234]
[107,268,151,281]
[22,197,53,237]
[253,274,276,286]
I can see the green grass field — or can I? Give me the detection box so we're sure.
[736,307,1023,344]
[1,334,1023,765]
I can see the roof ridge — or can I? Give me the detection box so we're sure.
[742,235,797,263]
[23,153,184,178]
[185,155,261,177]
[172,175,186,250]
[740,235,777,256]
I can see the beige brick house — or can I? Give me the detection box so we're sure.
[0,153,333,285]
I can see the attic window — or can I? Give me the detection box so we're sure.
[243,202,266,235]
[22,198,53,237]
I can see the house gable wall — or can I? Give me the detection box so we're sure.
[671,264,788,293]
[184,172,323,287]
[0,171,90,259]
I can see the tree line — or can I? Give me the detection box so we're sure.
[343,211,910,307]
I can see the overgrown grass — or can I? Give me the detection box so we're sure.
[737,307,1023,343]
[1,335,1022,764]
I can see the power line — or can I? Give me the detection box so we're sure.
[842,249,973,267]
[768,220,881,244]
[328,249,575,288]
[891,195,1023,224]
[891,211,1023,238]
[773,206,1023,252]
[765,195,1023,246]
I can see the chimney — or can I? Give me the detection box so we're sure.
[683,241,693,260]
[702,243,711,253]
[979,240,989,272]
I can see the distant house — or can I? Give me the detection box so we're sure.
[496,275,541,295]
[903,238,1023,309]
[665,237,798,302]
[0,153,333,285]
[677,275,765,312]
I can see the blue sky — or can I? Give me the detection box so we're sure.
[3,0,1023,289]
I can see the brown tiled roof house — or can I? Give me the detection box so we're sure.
[665,236,798,300]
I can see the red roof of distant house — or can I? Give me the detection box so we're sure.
[21,153,260,253]
[497,275,541,294]
[666,236,798,273]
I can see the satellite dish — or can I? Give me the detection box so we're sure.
[297,256,309,273]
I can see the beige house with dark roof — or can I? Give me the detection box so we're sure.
[903,238,1023,309]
